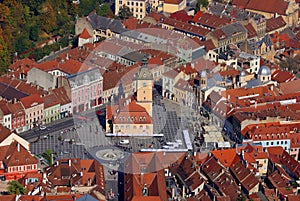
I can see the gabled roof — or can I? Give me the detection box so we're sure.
[246,0,288,16]
[162,69,179,79]
[20,94,43,109]
[266,16,286,33]
[244,23,257,39]
[42,94,60,108]
[0,195,16,201]
[169,10,193,23]
[211,149,240,168]
[174,78,193,93]
[271,69,296,83]
[164,0,184,5]
[280,79,300,94]
[1,141,38,167]
[79,28,92,39]
[52,87,71,105]
[230,161,259,192]
[0,82,28,100]
[0,125,12,143]
[107,101,153,124]
[193,12,231,30]
[88,12,127,34]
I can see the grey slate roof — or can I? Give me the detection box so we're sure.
[67,68,102,88]
[246,79,262,88]
[0,82,28,100]
[77,194,98,201]
[250,34,273,51]
[221,22,247,37]
[88,12,127,34]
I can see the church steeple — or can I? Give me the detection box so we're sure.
[136,56,153,117]
[137,57,153,80]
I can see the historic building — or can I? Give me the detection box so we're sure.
[106,58,154,134]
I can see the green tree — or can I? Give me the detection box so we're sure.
[96,3,111,17]
[30,24,40,41]
[42,149,53,165]
[78,0,98,16]
[196,0,209,11]
[279,56,300,74]
[7,180,26,195]
[118,5,132,20]
[0,30,10,74]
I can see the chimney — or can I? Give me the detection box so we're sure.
[140,172,144,185]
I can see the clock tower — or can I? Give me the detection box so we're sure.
[136,57,153,116]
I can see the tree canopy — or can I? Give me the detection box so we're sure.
[7,180,26,195]
[0,0,113,73]
[117,5,133,20]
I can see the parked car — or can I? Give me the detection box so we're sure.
[119,139,129,145]
[39,125,47,130]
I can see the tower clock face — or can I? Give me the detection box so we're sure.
[143,72,146,77]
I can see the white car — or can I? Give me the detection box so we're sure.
[39,126,47,130]
[119,139,129,145]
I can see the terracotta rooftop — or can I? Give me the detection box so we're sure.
[164,0,184,5]
[271,69,296,83]
[79,28,92,39]
[193,12,231,30]
[233,0,289,15]
[107,100,153,124]
[169,10,193,23]
[211,149,240,168]
[42,94,60,108]
[1,141,38,167]
[20,94,43,109]
[280,79,300,94]
[0,125,11,143]
[230,161,259,192]
[266,16,287,33]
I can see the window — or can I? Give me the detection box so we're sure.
[27,165,31,170]
[266,142,269,145]
[271,142,273,145]
[285,141,287,144]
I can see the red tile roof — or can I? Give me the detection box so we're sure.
[36,59,89,75]
[231,0,250,8]
[247,0,288,15]
[107,100,153,124]
[164,0,184,4]
[211,149,240,168]
[20,94,43,109]
[169,10,193,23]
[244,23,257,39]
[122,17,156,30]
[1,141,38,167]
[271,69,296,83]
[79,28,92,39]
[161,17,210,37]
[0,195,16,201]
[42,94,60,108]
[52,87,71,105]
[0,125,11,143]
[280,79,300,94]
[230,161,259,192]
[132,197,162,201]
[266,16,286,33]
[193,12,231,30]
